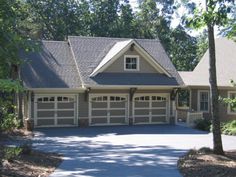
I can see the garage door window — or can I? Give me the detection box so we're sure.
[35,95,76,127]
[38,97,54,102]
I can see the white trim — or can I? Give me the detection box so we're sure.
[87,85,181,89]
[124,55,140,71]
[133,44,170,77]
[90,40,171,77]
[34,94,77,127]
[227,91,236,115]
[28,91,31,120]
[89,93,129,126]
[197,90,210,113]
[132,93,169,125]
[68,39,85,88]
[90,40,133,76]
[26,88,85,92]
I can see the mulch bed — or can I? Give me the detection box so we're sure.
[178,148,236,177]
[0,128,62,177]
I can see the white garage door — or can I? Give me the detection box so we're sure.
[89,94,129,126]
[34,95,77,127]
[133,94,169,124]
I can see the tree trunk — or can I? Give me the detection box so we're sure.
[207,24,224,155]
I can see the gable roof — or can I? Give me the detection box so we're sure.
[68,36,183,87]
[90,39,171,77]
[20,41,82,88]
[20,36,183,89]
[90,39,133,76]
[179,38,236,87]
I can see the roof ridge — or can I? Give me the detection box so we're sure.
[68,35,160,42]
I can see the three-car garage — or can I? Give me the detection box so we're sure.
[33,93,170,127]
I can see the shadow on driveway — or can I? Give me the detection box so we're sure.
[34,124,208,138]
[32,125,209,177]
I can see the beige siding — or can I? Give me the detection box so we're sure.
[104,49,158,73]
[190,88,236,121]
[78,93,89,118]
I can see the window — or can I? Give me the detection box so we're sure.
[228,91,236,114]
[198,91,209,112]
[124,55,139,71]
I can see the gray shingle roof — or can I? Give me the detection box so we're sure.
[20,41,82,88]
[91,73,179,85]
[179,38,236,87]
[68,36,183,86]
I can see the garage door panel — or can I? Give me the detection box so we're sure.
[37,119,54,126]
[57,119,74,125]
[37,103,54,109]
[110,117,126,124]
[133,94,168,125]
[134,117,149,123]
[57,110,74,117]
[90,94,128,126]
[110,110,126,116]
[135,102,149,107]
[35,95,76,127]
[152,102,166,107]
[151,116,166,122]
[91,118,107,124]
[92,102,107,108]
[37,111,54,118]
[92,110,107,116]
[152,109,166,115]
[110,102,126,108]
[57,102,74,109]
[135,109,149,115]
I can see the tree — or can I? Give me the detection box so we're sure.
[0,0,35,127]
[169,25,198,71]
[27,0,91,40]
[188,0,235,155]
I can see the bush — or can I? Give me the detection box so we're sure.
[0,113,20,131]
[194,119,211,131]
[221,120,236,135]
[3,146,22,162]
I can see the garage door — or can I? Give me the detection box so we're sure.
[34,95,76,127]
[133,94,169,124]
[89,94,129,126]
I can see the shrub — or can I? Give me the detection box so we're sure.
[194,119,211,131]
[221,120,236,135]
[3,146,22,162]
[0,112,20,131]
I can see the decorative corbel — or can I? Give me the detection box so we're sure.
[84,87,91,102]
[170,88,180,101]
[130,87,137,101]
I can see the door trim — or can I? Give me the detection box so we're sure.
[132,93,170,124]
[34,94,77,127]
[89,93,129,126]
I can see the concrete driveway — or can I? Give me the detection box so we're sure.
[33,125,236,177]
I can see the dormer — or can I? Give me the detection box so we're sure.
[90,39,170,77]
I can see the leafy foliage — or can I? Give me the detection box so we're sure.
[221,120,236,135]
[0,80,24,93]
[194,119,211,131]
[3,146,22,162]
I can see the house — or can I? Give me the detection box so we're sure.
[179,38,236,122]
[20,36,183,128]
